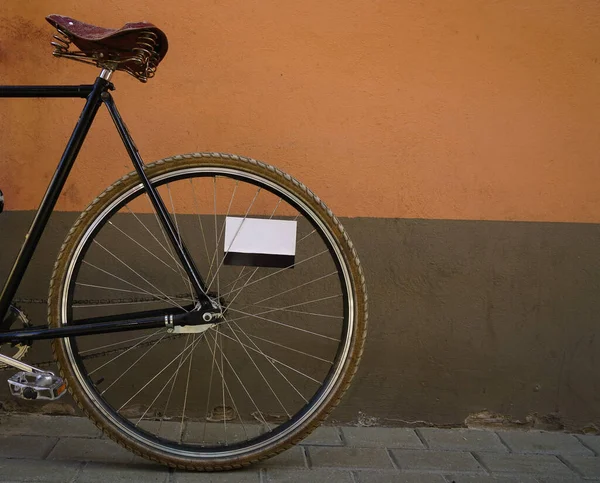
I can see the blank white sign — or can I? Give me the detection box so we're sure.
[224,217,297,256]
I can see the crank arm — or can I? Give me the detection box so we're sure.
[0,353,46,373]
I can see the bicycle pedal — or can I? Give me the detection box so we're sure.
[7,371,66,401]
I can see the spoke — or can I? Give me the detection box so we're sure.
[235,304,343,320]
[297,229,316,243]
[79,329,166,355]
[226,306,340,341]
[235,293,342,315]
[227,222,315,296]
[75,282,193,303]
[227,320,309,402]
[108,220,178,274]
[225,267,260,308]
[205,180,239,287]
[93,241,188,311]
[202,332,249,442]
[153,200,193,299]
[234,331,333,364]
[167,182,195,300]
[220,267,255,291]
[101,332,168,395]
[190,178,213,281]
[159,334,192,433]
[212,178,221,318]
[250,271,338,306]
[88,329,164,376]
[229,293,343,323]
[218,326,322,385]
[223,321,290,418]
[220,249,330,299]
[202,327,220,442]
[270,198,283,217]
[117,334,206,412]
[206,185,260,292]
[220,198,283,294]
[81,262,188,311]
[219,326,226,443]
[124,205,186,273]
[207,330,271,431]
[180,334,197,442]
[73,300,189,308]
[135,334,196,427]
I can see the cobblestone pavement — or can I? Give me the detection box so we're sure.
[0,414,599,482]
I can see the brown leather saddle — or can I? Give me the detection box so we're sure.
[46,14,168,82]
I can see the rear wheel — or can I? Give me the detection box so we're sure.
[48,153,367,470]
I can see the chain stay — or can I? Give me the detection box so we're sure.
[3,295,192,372]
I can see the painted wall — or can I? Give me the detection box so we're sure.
[1,2,600,430]
[1,1,600,222]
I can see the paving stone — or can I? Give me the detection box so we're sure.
[418,428,507,453]
[496,431,593,456]
[342,427,424,449]
[183,422,263,444]
[0,435,58,459]
[135,420,184,442]
[0,414,102,438]
[576,434,600,456]
[475,453,574,476]
[76,461,169,482]
[443,476,539,482]
[561,455,600,479]
[255,446,307,469]
[300,426,343,446]
[309,447,393,469]
[354,471,446,482]
[0,458,81,482]
[390,449,483,473]
[266,468,352,482]
[533,476,586,483]
[47,437,136,464]
[174,468,260,482]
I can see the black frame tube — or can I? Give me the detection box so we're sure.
[102,93,210,306]
[0,76,213,343]
[71,304,195,326]
[0,311,191,344]
[0,85,94,98]
[0,77,110,322]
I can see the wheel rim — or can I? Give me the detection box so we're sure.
[58,163,355,458]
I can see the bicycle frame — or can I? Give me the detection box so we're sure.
[0,70,213,344]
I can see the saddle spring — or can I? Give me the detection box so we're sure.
[49,28,101,65]
[50,28,73,57]
[126,30,160,82]
[49,28,160,82]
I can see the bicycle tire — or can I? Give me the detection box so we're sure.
[48,153,367,470]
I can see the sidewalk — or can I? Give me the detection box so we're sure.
[0,414,599,482]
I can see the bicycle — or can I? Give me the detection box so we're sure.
[0,14,367,470]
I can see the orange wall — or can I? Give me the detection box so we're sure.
[1,1,599,222]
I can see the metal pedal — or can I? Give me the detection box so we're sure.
[8,371,66,401]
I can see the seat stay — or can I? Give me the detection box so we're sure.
[102,93,212,307]
[0,67,212,329]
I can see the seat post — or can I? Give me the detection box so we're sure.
[99,68,114,82]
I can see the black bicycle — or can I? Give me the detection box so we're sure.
[0,15,367,470]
